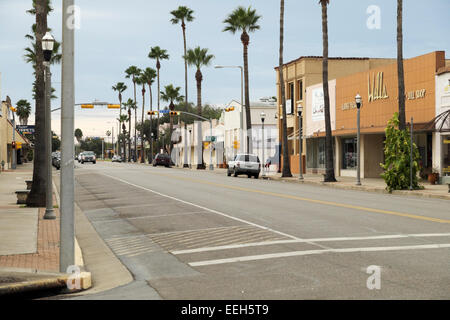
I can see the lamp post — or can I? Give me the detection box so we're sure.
[43,31,56,220]
[297,104,304,180]
[215,65,244,153]
[355,93,362,186]
[260,112,266,177]
[11,107,16,170]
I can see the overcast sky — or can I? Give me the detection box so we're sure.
[0,0,449,138]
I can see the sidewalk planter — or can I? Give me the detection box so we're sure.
[15,191,30,205]
[25,180,33,190]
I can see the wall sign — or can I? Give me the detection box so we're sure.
[407,89,426,100]
[368,72,389,102]
[311,88,325,121]
[342,102,357,111]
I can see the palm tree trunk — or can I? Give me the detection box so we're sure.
[119,95,123,159]
[397,0,406,131]
[157,65,160,145]
[122,123,127,160]
[140,87,145,163]
[321,1,336,182]
[149,86,153,161]
[183,23,190,168]
[279,0,292,178]
[133,81,137,161]
[196,69,202,116]
[27,0,47,207]
[242,32,252,154]
[128,109,131,162]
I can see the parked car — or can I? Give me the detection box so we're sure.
[52,152,61,170]
[227,154,261,179]
[152,153,171,167]
[80,151,96,164]
[112,155,122,163]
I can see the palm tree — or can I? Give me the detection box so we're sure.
[319,0,336,182]
[125,66,142,161]
[26,0,51,207]
[170,6,195,164]
[223,6,261,154]
[16,99,32,125]
[148,46,170,142]
[74,128,83,143]
[184,47,214,116]
[279,0,292,178]
[138,68,157,163]
[112,82,127,158]
[397,0,406,131]
[123,98,137,162]
[160,85,184,155]
[117,114,129,160]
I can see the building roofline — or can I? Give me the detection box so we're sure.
[437,66,450,75]
[274,56,373,70]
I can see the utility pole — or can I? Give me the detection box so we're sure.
[60,0,75,273]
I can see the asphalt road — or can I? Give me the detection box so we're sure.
[69,161,450,299]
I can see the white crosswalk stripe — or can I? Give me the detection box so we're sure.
[105,235,160,257]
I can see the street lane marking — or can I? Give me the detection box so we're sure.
[188,243,450,267]
[101,173,303,241]
[172,233,450,255]
[134,171,450,224]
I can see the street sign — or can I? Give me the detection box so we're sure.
[108,104,120,109]
[81,104,94,109]
[16,125,35,135]
[160,110,170,114]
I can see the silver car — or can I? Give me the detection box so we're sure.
[227,154,261,179]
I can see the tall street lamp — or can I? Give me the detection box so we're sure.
[43,31,56,220]
[355,93,362,186]
[260,112,266,177]
[298,104,304,180]
[215,65,244,153]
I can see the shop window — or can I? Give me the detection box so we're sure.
[307,138,326,169]
[443,137,450,176]
[342,138,357,169]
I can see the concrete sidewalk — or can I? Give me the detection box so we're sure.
[0,163,90,297]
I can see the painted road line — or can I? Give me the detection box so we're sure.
[101,173,303,241]
[188,243,450,267]
[141,171,450,224]
[172,233,450,255]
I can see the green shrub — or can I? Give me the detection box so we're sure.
[380,113,422,192]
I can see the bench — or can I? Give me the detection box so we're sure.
[15,190,30,205]
[25,180,33,190]
[442,176,450,193]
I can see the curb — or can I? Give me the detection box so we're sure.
[0,272,91,297]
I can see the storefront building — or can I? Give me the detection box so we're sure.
[276,56,396,174]
[333,51,447,178]
[433,66,450,179]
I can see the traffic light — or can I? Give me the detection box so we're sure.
[169,111,181,116]
[81,104,94,109]
[12,141,16,150]
[107,104,120,109]
[225,107,235,112]
[233,140,240,149]
[147,111,159,116]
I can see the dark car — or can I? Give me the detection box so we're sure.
[152,153,171,167]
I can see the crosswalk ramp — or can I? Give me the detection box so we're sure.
[105,235,161,258]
